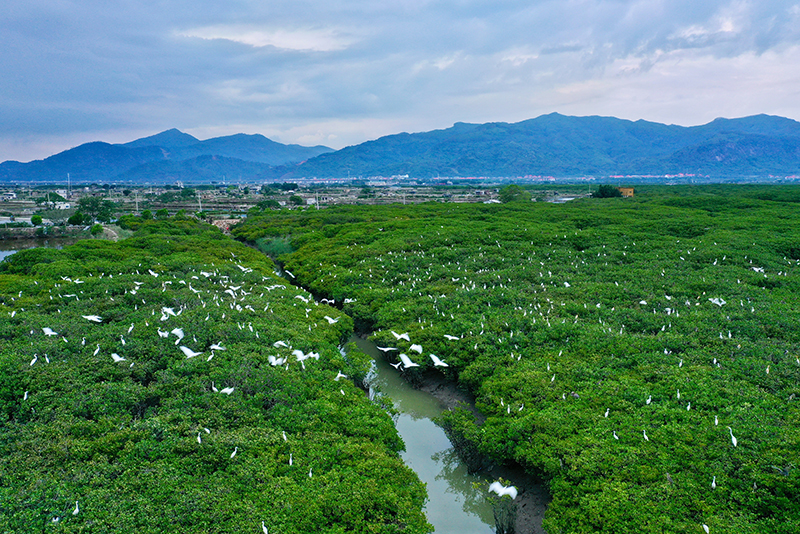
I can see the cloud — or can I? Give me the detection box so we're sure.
[177,25,358,52]
[2,0,800,162]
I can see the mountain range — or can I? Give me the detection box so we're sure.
[0,129,332,184]
[2,114,800,184]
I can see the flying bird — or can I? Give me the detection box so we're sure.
[391,331,411,342]
[82,315,103,322]
[409,344,423,354]
[220,386,235,395]
[429,354,449,367]
[488,481,518,500]
[43,327,58,336]
[179,346,203,358]
[111,353,126,363]
[323,315,339,324]
[398,353,419,368]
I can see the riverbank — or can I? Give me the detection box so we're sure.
[411,368,550,534]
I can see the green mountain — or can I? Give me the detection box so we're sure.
[3,115,800,183]
[0,130,332,183]
[271,113,800,179]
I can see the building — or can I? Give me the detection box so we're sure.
[617,187,634,197]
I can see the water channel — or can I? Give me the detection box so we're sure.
[3,242,517,533]
[0,238,78,261]
[351,335,497,533]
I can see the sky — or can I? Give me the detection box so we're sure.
[2,0,800,162]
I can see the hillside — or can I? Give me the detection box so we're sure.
[3,114,800,183]
[272,113,800,179]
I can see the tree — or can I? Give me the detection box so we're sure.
[140,210,153,220]
[30,215,42,226]
[155,208,169,220]
[90,223,103,236]
[77,196,116,222]
[289,195,304,206]
[592,184,623,198]
[498,184,531,203]
[68,212,85,225]
[256,199,281,210]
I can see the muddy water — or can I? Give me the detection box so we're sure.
[351,335,496,533]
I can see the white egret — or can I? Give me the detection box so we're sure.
[220,387,235,395]
[711,476,716,489]
[82,315,103,322]
[289,453,293,466]
[211,382,219,393]
[170,328,184,345]
[230,446,238,459]
[323,315,339,324]
[23,391,28,401]
[443,334,460,341]
[429,354,449,367]
[29,354,38,366]
[197,432,202,444]
[308,467,313,478]
[376,346,399,352]
[209,343,226,351]
[43,327,58,336]
[262,521,269,534]
[613,430,619,440]
[646,395,652,405]
[728,427,737,447]
[398,353,419,369]
[391,331,411,342]
[604,408,609,418]
[179,346,203,358]
[409,344,423,354]
[111,353,126,363]
[703,524,709,533]
[643,429,649,441]
[488,481,518,500]
[72,501,79,515]
[334,371,348,381]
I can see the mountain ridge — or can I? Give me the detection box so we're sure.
[2,114,800,183]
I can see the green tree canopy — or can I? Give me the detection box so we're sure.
[498,184,531,203]
[77,196,116,222]
[592,184,623,198]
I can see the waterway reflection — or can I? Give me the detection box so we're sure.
[0,238,79,261]
[351,335,495,533]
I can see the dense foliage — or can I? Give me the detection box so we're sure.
[234,185,800,534]
[0,219,430,533]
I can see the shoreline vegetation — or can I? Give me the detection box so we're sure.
[2,184,799,533]
[233,184,800,533]
[0,218,431,533]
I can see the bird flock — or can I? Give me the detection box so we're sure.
[245,199,800,533]
[5,239,398,533]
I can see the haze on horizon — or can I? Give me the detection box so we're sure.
[3,0,800,163]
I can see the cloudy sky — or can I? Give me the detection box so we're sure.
[2,0,800,162]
